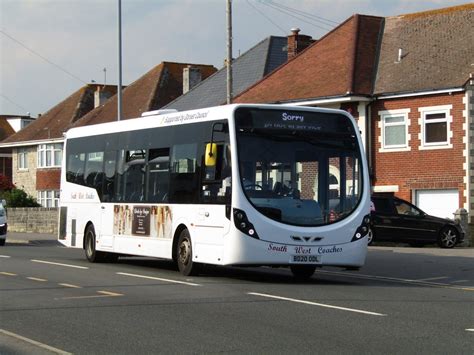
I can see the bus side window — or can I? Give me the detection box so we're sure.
[102,151,117,202]
[169,143,199,203]
[84,152,105,200]
[147,148,170,203]
[66,153,85,185]
[115,150,146,202]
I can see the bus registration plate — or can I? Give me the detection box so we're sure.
[291,255,321,264]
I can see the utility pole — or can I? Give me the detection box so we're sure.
[226,0,233,104]
[117,0,123,121]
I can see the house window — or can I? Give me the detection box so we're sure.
[418,105,452,150]
[38,190,60,207]
[378,109,410,152]
[38,144,62,168]
[17,148,28,170]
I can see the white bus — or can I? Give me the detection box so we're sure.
[58,104,371,279]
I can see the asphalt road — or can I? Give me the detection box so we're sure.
[0,233,473,354]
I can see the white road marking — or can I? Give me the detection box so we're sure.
[318,270,474,291]
[451,280,470,283]
[117,272,201,286]
[31,259,89,269]
[0,328,72,355]
[248,292,387,317]
[466,329,474,332]
[58,283,82,288]
[55,290,123,300]
[0,255,10,258]
[0,272,17,276]
[416,276,448,281]
[27,277,47,282]
[97,290,123,296]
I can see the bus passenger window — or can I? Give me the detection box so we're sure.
[147,148,170,203]
[84,152,104,194]
[169,143,199,203]
[66,153,85,185]
[102,151,117,202]
[116,150,146,202]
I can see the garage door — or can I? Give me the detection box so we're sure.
[416,189,459,219]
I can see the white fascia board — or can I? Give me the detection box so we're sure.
[286,96,372,106]
[378,88,464,100]
[0,137,64,149]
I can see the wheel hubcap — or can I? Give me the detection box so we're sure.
[86,232,93,256]
[179,238,191,265]
[442,229,456,247]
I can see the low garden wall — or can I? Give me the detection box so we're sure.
[7,207,58,234]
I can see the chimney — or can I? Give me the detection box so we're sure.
[94,86,112,108]
[287,27,315,59]
[183,66,202,94]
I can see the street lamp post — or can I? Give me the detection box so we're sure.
[117,0,123,121]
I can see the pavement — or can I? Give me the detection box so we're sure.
[4,232,62,246]
[3,232,473,257]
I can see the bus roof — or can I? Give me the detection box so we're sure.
[65,104,351,140]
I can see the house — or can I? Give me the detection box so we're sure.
[0,84,117,206]
[234,4,474,221]
[162,34,304,111]
[370,4,474,220]
[0,114,35,180]
[0,62,217,206]
[73,62,217,127]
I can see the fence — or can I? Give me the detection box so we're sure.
[6,207,58,234]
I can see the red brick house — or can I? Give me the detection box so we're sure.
[371,5,473,220]
[235,4,474,221]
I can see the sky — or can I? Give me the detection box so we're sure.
[0,0,470,117]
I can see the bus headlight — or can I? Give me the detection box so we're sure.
[351,214,370,242]
[233,208,259,239]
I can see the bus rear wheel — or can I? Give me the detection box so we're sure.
[84,225,113,263]
[177,229,200,276]
[290,265,316,280]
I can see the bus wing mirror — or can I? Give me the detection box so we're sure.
[205,143,217,167]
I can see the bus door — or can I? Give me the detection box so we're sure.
[198,141,232,254]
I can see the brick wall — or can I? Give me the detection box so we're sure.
[6,207,58,234]
[36,168,61,190]
[371,92,465,204]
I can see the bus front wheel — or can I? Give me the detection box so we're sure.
[290,265,316,280]
[177,229,200,276]
[84,225,111,263]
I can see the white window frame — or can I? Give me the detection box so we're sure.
[38,144,62,168]
[17,148,28,170]
[378,109,411,152]
[37,190,60,207]
[418,105,453,150]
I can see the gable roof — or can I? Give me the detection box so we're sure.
[234,15,383,104]
[0,117,15,142]
[374,4,474,95]
[73,62,217,128]
[0,84,117,145]
[163,36,288,111]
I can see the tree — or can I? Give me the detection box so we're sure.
[0,188,40,207]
